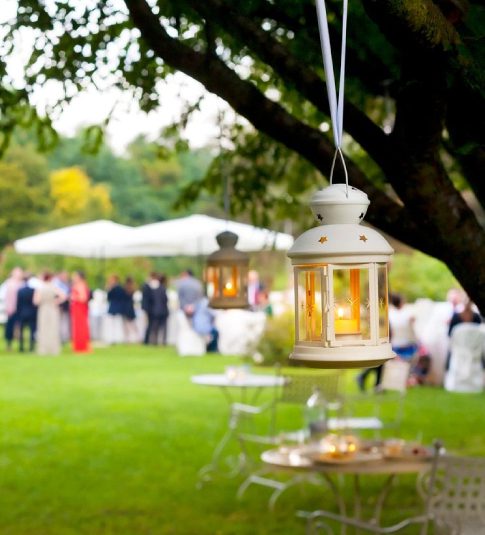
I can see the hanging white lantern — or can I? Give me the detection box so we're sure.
[206,230,249,309]
[287,184,394,368]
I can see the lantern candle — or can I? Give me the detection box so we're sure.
[321,434,359,458]
[334,307,359,334]
[223,280,237,297]
[222,266,238,296]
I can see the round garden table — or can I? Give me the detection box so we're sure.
[191,373,285,485]
[258,445,434,532]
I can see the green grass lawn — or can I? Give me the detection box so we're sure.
[1,345,484,535]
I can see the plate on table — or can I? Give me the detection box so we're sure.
[308,451,383,465]
[383,445,433,462]
[262,447,313,468]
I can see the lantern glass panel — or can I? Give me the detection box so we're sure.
[333,267,370,341]
[206,266,218,298]
[239,268,248,301]
[221,265,239,297]
[378,264,389,339]
[297,270,323,342]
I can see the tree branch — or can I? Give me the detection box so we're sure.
[363,0,484,100]
[446,82,485,207]
[390,55,485,303]
[247,0,394,96]
[185,0,395,175]
[123,0,434,254]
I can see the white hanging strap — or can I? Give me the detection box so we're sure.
[329,147,349,188]
[315,0,349,193]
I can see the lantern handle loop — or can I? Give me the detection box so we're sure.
[316,0,349,196]
[329,147,349,197]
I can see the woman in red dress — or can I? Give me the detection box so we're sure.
[70,271,91,353]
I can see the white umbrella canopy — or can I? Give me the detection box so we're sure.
[123,214,294,256]
[14,220,137,258]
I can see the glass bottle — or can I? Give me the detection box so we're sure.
[305,387,328,441]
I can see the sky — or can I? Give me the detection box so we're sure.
[2,1,225,154]
[46,78,223,154]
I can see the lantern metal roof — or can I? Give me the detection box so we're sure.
[207,231,250,264]
[288,184,394,262]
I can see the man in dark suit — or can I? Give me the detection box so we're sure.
[16,275,38,352]
[142,273,169,345]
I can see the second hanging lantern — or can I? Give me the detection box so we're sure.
[206,230,249,309]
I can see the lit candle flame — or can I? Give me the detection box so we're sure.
[337,307,344,319]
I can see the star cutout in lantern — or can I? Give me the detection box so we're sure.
[318,235,328,244]
[359,234,368,242]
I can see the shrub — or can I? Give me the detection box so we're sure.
[254,312,294,366]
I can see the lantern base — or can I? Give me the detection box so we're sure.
[290,342,395,369]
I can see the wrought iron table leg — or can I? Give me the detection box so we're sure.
[352,475,362,535]
[320,473,347,535]
[372,474,395,525]
[198,388,258,486]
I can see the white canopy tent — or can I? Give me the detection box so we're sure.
[121,214,294,256]
[14,220,136,258]
[14,215,294,258]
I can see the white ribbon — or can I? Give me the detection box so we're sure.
[315,0,349,189]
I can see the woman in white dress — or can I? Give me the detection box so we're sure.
[34,272,66,356]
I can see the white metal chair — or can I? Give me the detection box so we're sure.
[445,323,485,393]
[235,371,342,508]
[428,454,485,534]
[299,444,485,535]
[328,359,411,437]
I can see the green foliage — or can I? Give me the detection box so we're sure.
[389,252,459,302]
[0,87,59,156]
[255,312,294,366]
[0,161,48,248]
[1,136,53,233]
[47,136,160,224]
[46,134,213,225]
[177,131,319,232]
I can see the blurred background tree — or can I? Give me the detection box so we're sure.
[49,166,113,225]
[0,162,45,248]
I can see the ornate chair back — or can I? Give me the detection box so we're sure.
[280,372,342,405]
[429,454,485,534]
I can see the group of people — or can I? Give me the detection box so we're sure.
[0,266,221,356]
[0,267,91,355]
[357,290,483,391]
[104,269,216,349]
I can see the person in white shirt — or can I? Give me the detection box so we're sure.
[357,293,417,391]
[389,293,418,359]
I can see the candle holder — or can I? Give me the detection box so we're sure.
[206,231,249,309]
[288,184,395,368]
[321,433,359,458]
